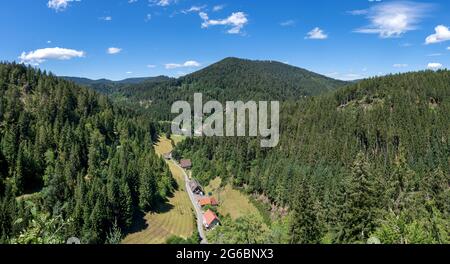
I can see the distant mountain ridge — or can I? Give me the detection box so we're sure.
[63,57,349,119]
[62,76,171,85]
[63,57,347,98]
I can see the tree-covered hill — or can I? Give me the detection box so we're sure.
[66,57,347,120]
[62,75,173,95]
[0,63,174,244]
[179,57,347,100]
[174,70,450,244]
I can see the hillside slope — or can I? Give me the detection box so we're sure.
[65,58,347,120]
[0,63,173,244]
[175,70,450,244]
[180,57,347,99]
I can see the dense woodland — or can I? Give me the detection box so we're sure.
[73,58,347,120]
[0,63,174,243]
[174,70,450,244]
[1,58,449,244]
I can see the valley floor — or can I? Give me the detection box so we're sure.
[121,136,267,244]
[122,137,194,244]
[205,178,264,222]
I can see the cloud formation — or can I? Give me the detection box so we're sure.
[182,5,206,14]
[305,27,328,40]
[213,5,225,12]
[280,20,295,27]
[354,1,432,38]
[153,0,173,7]
[425,25,450,44]
[47,0,80,12]
[165,60,201,69]
[393,64,408,68]
[107,47,122,54]
[99,16,112,21]
[19,47,85,65]
[200,12,248,34]
[427,62,443,70]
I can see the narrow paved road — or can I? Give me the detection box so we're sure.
[171,161,208,244]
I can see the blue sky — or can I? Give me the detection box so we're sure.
[0,0,449,80]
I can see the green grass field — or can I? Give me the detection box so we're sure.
[122,136,194,244]
[205,177,265,223]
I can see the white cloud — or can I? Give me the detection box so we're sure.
[447,47,450,50]
[400,42,413,47]
[153,0,172,7]
[47,0,80,12]
[145,14,152,22]
[305,27,328,40]
[327,72,364,81]
[99,16,112,21]
[199,12,209,20]
[354,1,432,38]
[107,47,122,54]
[280,20,295,27]
[393,63,408,68]
[213,5,225,12]
[348,9,368,15]
[19,47,85,65]
[147,64,156,68]
[165,60,201,69]
[425,25,450,44]
[427,63,443,70]
[200,12,248,34]
[183,5,206,14]
[128,0,138,3]
[126,71,133,74]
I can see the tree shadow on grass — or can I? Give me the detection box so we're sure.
[124,201,175,236]
[125,210,149,235]
[155,202,174,214]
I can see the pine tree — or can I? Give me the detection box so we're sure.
[14,145,25,194]
[424,168,449,214]
[289,177,321,244]
[338,152,377,243]
[139,162,157,211]
[388,149,416,214]
[120,178,133,228]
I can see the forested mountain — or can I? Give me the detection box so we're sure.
[0,63,174,244]
[62,76,171,86]
[2,60,448,245]
[62,76,173,95]
[174,70,450,244]
[67,58,347,120]
[180,57,346,99]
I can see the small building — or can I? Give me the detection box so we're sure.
[180,159,192,169]
[189,180,203,195]
[198,197,219,207]
[202,209,220,230]
[163,152,172,160]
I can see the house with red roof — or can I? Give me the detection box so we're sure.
[202,209,220,230]
[180,159,192,169]
[198,197,219,207]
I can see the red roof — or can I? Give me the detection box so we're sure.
[203,210,219,226]
[180,159,192,168]
[199,197,219,207]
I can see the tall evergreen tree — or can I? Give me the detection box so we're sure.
[289,177,321,244]
[337,152,377,243]
[139,162,157,211]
